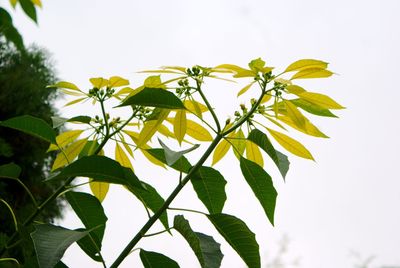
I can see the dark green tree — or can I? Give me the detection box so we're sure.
[0,38,63,266]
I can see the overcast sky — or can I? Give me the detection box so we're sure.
[10,0,400,267]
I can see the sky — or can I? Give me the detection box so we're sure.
[9,0,400,267]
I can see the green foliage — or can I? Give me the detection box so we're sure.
[31,224,91,268]
[0,40,62,266]
[139,249,180,268]
[240,157,277,225]
[0,55,343,268]
[207,213,260,268]
[174,215,223,268]
[0,0,41,50]
[191,166,227,214]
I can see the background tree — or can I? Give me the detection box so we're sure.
[0,38,63,266]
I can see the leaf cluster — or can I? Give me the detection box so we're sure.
[0,57,343,267]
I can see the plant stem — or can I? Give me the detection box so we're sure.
[143,228,174,237]
[109,134,223,268]
[196,79,221,133]
[110,79,271,267]
[222,80,269,136]
[168,207,206,215]
[0,108,138,258]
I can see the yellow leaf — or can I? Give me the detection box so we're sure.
[137,109,170,146]
[124,130,139,143]
[208,75,237,83]
[60,89,85,96]
[109,76,129,87]
[266,128,314,160]
[48,130,84,152]
[51,138,88,171]
[285,59,328,72]
[115,87,134,96]
[120,135,134,156]
[49,81,81,91]
[141,148,166,168]
[9,0,17,8]
[246,140,264,167]
[90,77,109,88]
[286,85,306,95]
[213,64,255,78]
[261,94,272,103]
[184,100,207,118]
[30,0,42,7]
[157,124,175,138]
[237,82,255,97]
[263,115,287,130]
[291,68,333,80]
[64,97,87,107]
[298,92,345,109]
[185,119,213,141]
[90,181,109,202]
[274,78,292,85]
[115,143,133,171]
[144,75,166,89]
[283,100,306,128]
[161,76,187,86]
[138,69,183,74]
[174,110,187,144]
[278,115,329,138]
[212,139,231,166]
[230,129,246,159]
[161,66,187,73]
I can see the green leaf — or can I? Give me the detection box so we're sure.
[75,234,102,262]
[191,167,227,214]
[0,163,21,179]
[158,138,199,166]
[0,8,24,50]
[118,88,185,109]
[207,213,260,268]
[174,215,223,268]
[65,191,107,259]
[290,99,338,117]
[247,129,290,179]
[31,224,90,268]
[240,157,277,225]
[0,115,56,143]
[49,155,145,190]
[51,116,92,128]
[140,249,180,268]
[127,181,169,230]
[19,0,37,22]
[146,148,192,173]
[78,140,100,158]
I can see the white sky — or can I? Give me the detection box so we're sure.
[10,0,400,267]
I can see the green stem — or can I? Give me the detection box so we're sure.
[0,108,139,258]
[0,199,18,232]
[167,207,206,215]
[100,99,110,137]
[222,80,270,136]
[110,134,223,268]
[1,178,38,208]
[143,228,174,237]
[196,79,221,133]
